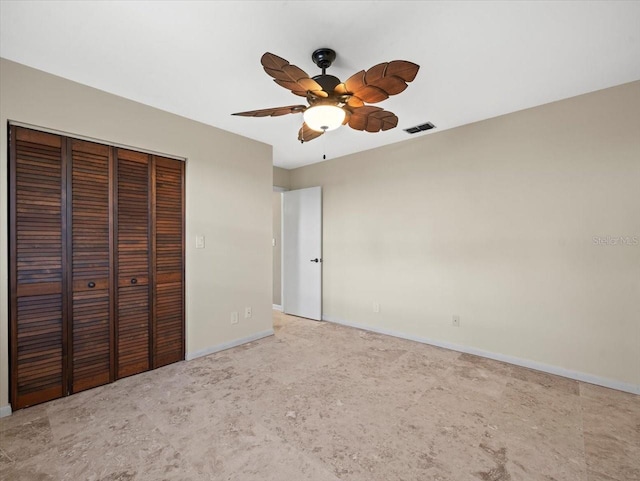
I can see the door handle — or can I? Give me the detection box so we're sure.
[131,278,138,285]
[310,258,321,263]
[87,282,96,288]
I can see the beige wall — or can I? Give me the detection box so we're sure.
[0,59,274,410]
[290,81,640,391]
[273,166,290,189]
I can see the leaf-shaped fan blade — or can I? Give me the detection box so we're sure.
[386,60,420,82]
[346,96,365,108]
[298,123,324,143]
[343,70,366,95]
[347,106,398,133]
[334,83,349,95]
[232,105,307,117]
[340,61,419,104]
[261,52,325,97]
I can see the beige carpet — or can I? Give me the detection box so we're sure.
[1,311,638,480]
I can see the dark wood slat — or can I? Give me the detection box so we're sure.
[117,285,150,378]
[14,291,64,407]
[15,128,62,147]
[16,282,62,297]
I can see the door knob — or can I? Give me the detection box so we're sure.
[310,258,321,263]
[87,281,96,288]
[131,278,138,284]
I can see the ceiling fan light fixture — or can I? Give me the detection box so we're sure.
[303,105,345,132]
[232,50,419,144]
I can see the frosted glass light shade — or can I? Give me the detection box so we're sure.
[303,105,345,132]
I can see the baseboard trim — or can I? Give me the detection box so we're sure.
[0,404,12,418]
[323,315,639,396]
[185,329,275,361]
[272,304,283,312]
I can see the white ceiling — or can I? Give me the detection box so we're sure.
[1,1,639,169]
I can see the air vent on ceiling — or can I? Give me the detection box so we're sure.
[404,122,435,134]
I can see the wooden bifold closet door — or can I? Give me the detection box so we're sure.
[153,156,185,367]
[9,128,67,409]
[115,149,151,379]
[69,139,113,393]
[9,125,185,410]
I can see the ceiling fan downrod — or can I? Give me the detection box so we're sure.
[311,48,340,92]
[311,48,336,74]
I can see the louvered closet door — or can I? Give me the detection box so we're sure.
[153,156,185,368]
[70,139,113,392]
[116,149,151,378]
[10,127,67,409]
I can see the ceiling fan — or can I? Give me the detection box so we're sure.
[232,48,420,143]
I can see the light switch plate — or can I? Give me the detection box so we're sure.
[195,235,205,249]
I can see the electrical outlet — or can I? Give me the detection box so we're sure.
[231,311,239,324]
[373,302,380,313]
[452,315,460,327]
[245,307,252,319]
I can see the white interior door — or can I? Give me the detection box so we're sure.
[282,186,322,320]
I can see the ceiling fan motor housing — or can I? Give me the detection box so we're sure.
[312,74,341,93]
